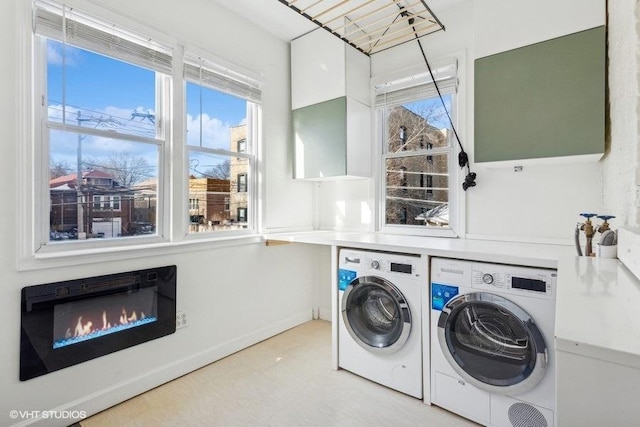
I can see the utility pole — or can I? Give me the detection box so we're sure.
[77,111,86,239]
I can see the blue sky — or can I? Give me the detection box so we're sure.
[47,39,247,180]
[404,95,452,130]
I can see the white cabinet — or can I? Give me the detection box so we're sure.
[291,28,370,109]
[556,256,640,426]
[291,28,371,180]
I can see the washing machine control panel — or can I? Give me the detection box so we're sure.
[360,256,416,275]
[338,250,420,277]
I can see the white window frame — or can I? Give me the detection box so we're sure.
[17,0,264,269]
[182,51,262,240]
[30,0,171,255]
[374,57,465,238]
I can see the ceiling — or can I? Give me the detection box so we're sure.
[211,0,463,55]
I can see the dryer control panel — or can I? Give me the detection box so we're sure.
[430,258,557,302]
[471,262,556,300]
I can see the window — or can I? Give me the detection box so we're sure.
[237,207,247,223]
[28,0,263,259]
[184,54,260,235]
[376,62,458,235]
[237,139,246,153]
[399,166,408,189]
[35,1,169,245]
[237,174,248,193]
[90,194,123,211]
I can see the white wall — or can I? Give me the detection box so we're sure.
[604,0,640,228]
[316,179,375,231]
[1,0,318,426]
[317,0,611,244]
[473,0,604,58]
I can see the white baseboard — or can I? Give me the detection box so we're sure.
[16,311,313,427]
[318,307,332,322]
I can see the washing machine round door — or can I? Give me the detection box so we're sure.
[342,276,411,354]
[437,292,547,395]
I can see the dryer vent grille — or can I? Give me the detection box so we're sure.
[507,402,548,427]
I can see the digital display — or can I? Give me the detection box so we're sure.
[512,277,546,293]
[52,286,158,349]
[390,263,412,274]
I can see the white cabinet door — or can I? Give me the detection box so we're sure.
[291,28,346,110]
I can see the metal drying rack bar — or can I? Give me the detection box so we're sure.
[278,0,445,55]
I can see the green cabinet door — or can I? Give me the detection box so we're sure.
[474,26,605,163]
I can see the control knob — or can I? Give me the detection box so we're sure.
[482,273,494,285]
[371,260,380,269]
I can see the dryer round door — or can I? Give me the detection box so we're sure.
[437,292,547,395]
[342,276,411,354]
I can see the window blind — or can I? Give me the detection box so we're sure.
[34,0,173,74]
[375,62,457,108]
[184,54,262,104]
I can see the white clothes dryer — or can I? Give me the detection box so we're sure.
[429,258,557,427]
[338,248,423,399]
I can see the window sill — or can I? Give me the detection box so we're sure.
[18,234,263,271]
[379,225,459,239]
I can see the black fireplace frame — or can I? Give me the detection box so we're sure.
[20,265,177,381]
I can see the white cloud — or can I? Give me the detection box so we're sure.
[186,113,231,150]
[47,43,79,66]
[48,104,80,122]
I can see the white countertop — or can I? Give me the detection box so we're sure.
[264,231,575,268]
[556,256,640,368]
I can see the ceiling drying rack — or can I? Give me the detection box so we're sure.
[278,0,445,56]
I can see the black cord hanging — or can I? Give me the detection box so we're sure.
[400,8,477,191]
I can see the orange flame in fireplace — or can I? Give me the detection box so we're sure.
[72,316,93,337]
[63,308,148,339]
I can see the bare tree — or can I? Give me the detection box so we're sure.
[84,153,154,187]
[202,159,230,180]
[50,158,72,179]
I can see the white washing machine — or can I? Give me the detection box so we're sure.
[429,258,557,427]
[338,248,423,399]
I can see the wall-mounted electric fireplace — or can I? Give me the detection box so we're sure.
[20,265,176,381]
